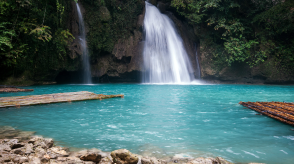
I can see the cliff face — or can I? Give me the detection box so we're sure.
[61,0,199,83]
[54,0,145,83]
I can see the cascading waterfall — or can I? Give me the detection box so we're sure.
[143,2,195,84]
[76,3,92,84]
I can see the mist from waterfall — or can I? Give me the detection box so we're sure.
[76,3,92,84]
[142,2,195,84]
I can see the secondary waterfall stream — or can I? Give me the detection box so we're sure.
[76,3,92,84]
[143,2,195,84]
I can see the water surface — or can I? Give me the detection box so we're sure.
[0,84,294,163]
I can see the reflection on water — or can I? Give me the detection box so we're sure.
[0,84,294,164]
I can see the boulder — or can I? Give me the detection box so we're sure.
[111,149,139,164]
[79,148,109,163]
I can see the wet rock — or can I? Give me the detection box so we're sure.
[111,149,139,164]
[17,131,35,140]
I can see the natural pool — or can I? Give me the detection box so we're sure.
[0,84,294,164]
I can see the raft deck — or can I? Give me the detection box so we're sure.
[0,91,124,108]
[239,101,294,126]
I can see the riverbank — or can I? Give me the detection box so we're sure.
[0,126,237,164]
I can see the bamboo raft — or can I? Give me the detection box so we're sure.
[239,101,294,126]
[0,91,124,108]
[0,87,33,93]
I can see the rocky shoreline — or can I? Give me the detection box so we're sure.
[0,126,260,164]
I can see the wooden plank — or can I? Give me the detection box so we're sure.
[0,91,124,108]
[239,101,294,126]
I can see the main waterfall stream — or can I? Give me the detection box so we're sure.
[76,3,92,84]
[143,2,195,84]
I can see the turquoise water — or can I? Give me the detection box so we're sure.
[0,84,294,163]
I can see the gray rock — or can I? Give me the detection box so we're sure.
[29,157,41,164]
[19,156,29,163]
[47,146,69,159]
[34,146,46,158]
[0,143,11,151]
[0,154,17,163]
[24,143,34,154]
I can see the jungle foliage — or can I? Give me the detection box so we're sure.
[171,0,294,73]
[0,0,74,81]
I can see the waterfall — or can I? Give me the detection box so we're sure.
[195,43,201,79]
[76,3,92,84]
[142,2,195,84]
